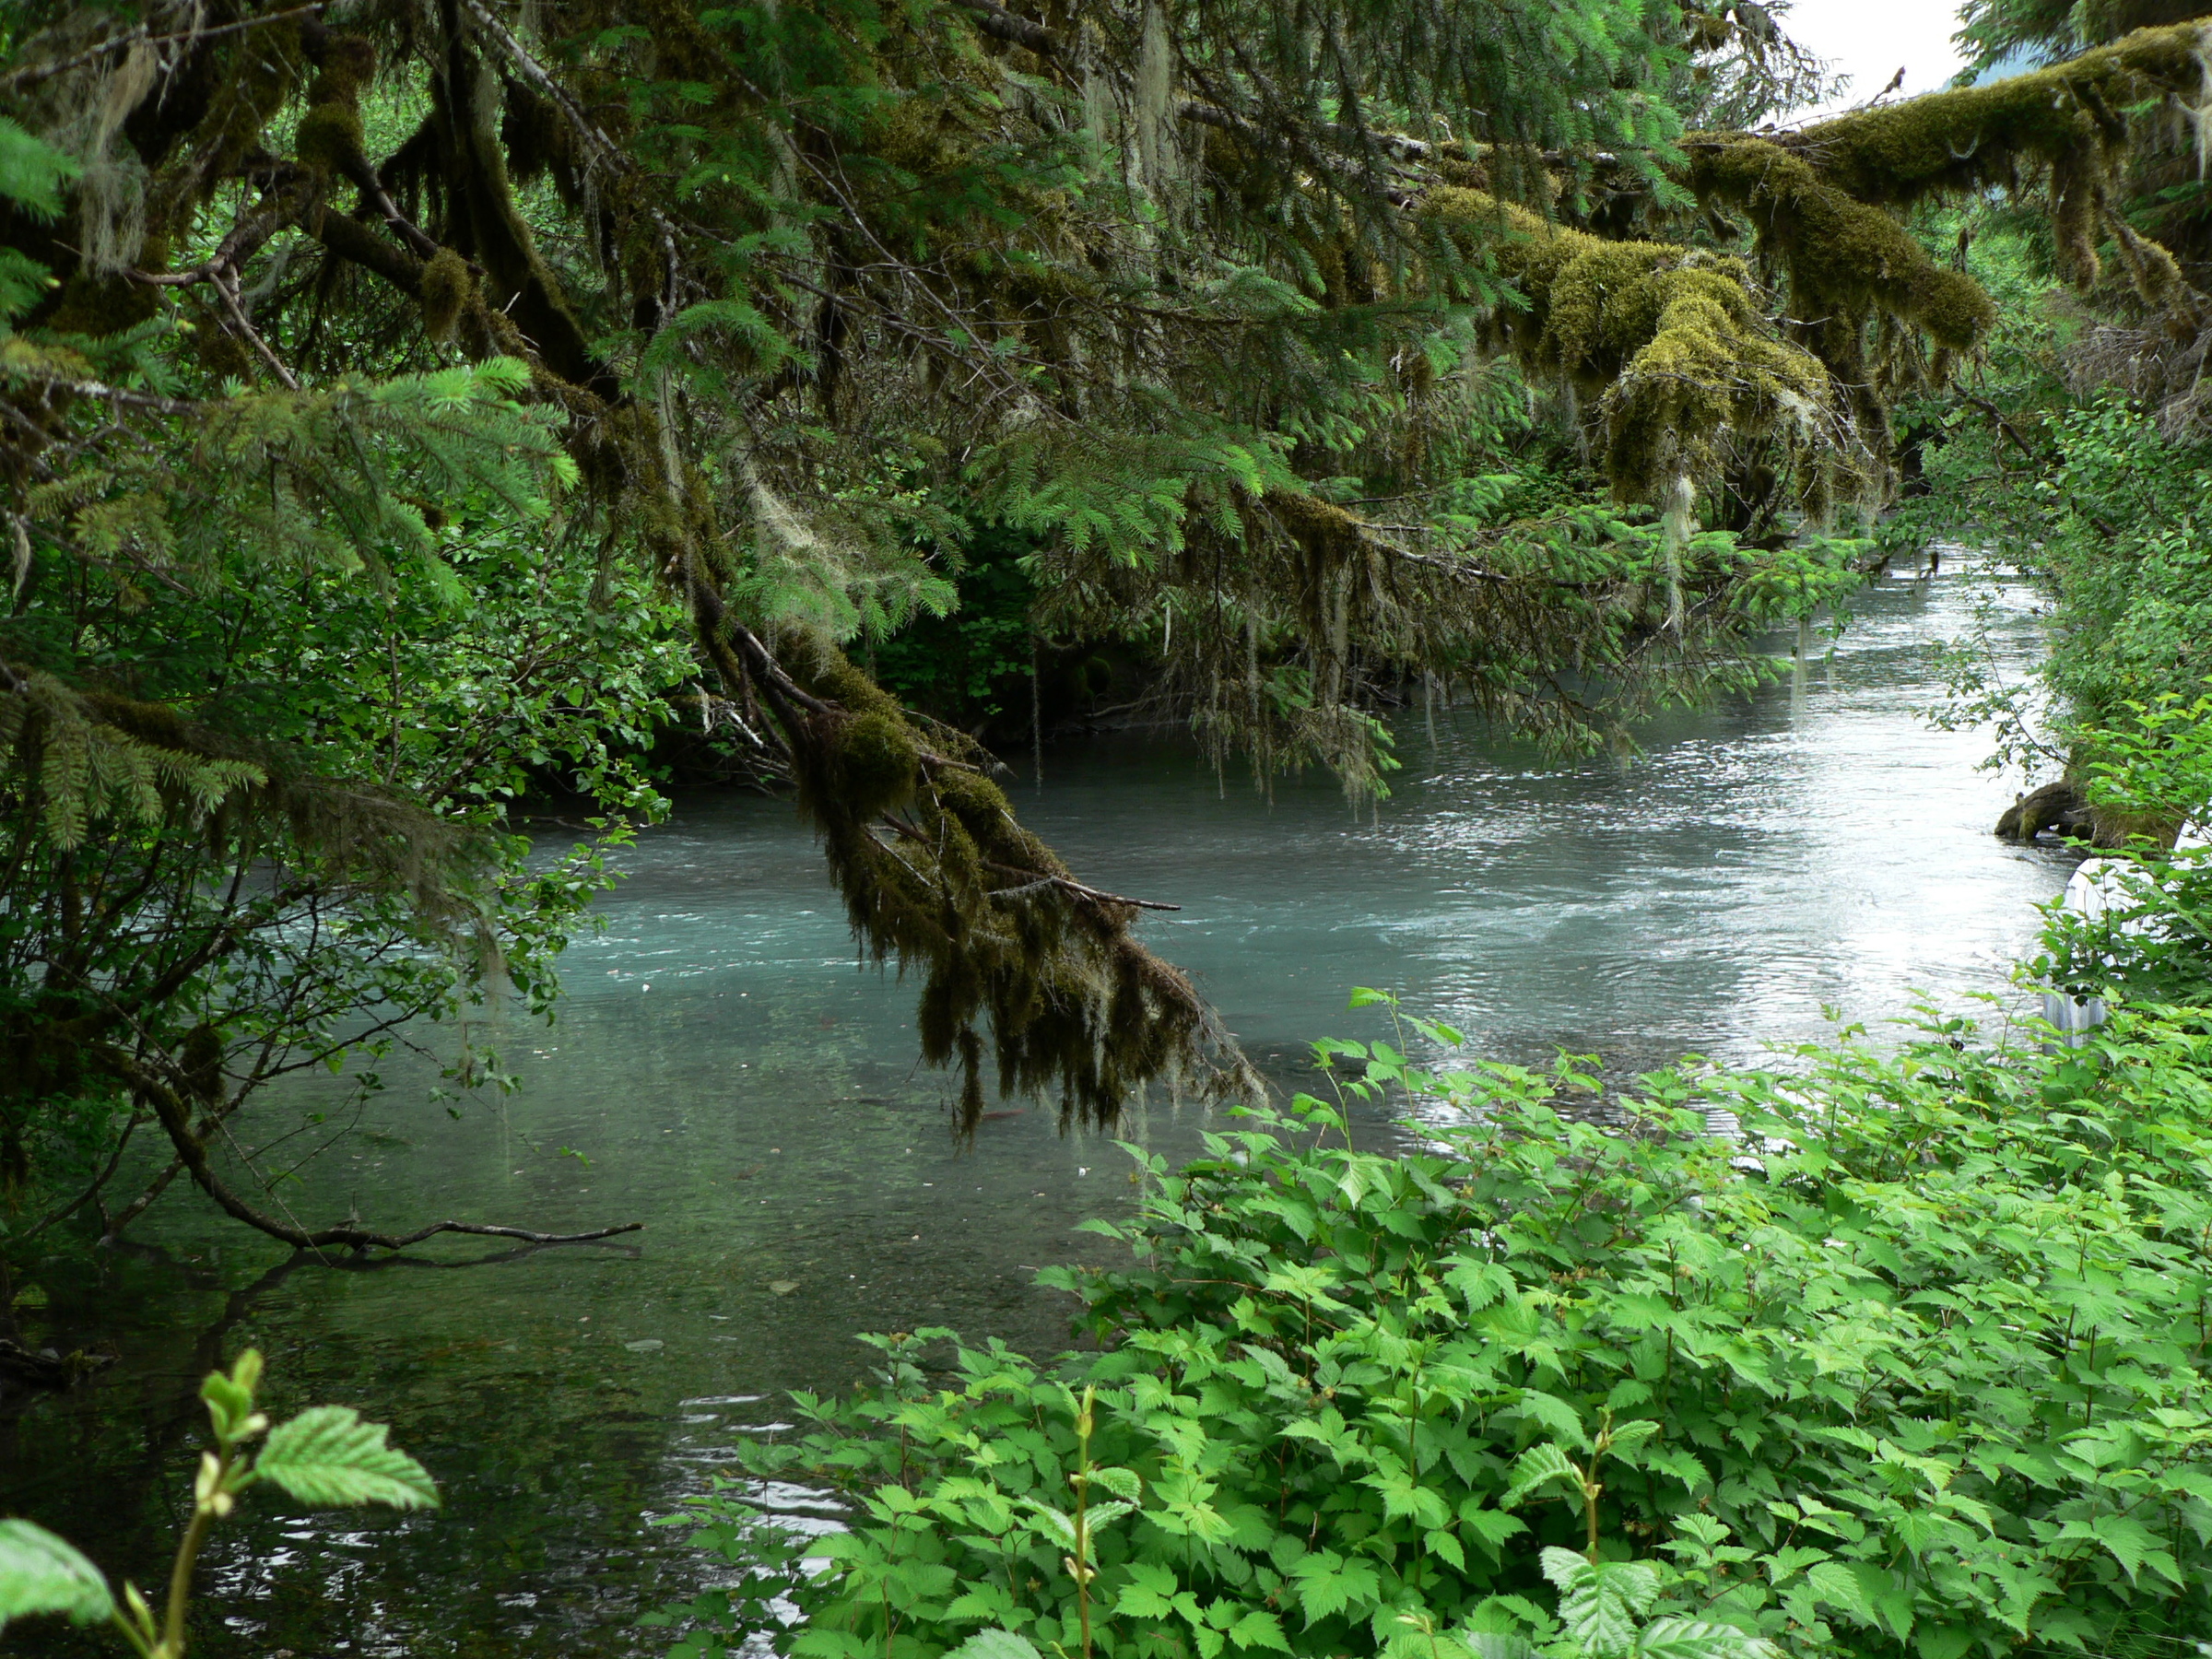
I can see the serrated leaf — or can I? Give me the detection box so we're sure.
[1083,1500,1135,1535]
[1805,1560,1875,1624]
[1545,1551,1657,1658]
[1635,1618,1780,1659]
[1228,1609,1289,1651]
[1512,1392,1589,1449]
[1117,1561,1181,1617]
[1019,1500,1077,1552]
[1604,1419,1660,1464]
[0,1520,114,1631]
[1503,1443,1583,1509]
[254,1406,439,1509]
[945,1631,1042,1659]
[1088,1465,1142,1501]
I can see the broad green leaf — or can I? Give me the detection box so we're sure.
[1288,1550,1379,1625]
[1444,1260,1516,1312]
[1088,1465,1143,1501]
[1227,1609,1289,1652]
[1019,1500,1077,1552]
[1083,1500,1135,1536]
[944,1630,1042,1659]
[1545,1550,1657,1659]
[1635,1618,1780,1659]
[1805,1560,1875,1625]
[1117,1562,1181,1618]
[255,1406,440,1510]
[0,1520,114,1631]
[1511,1393,1589,1450]
[2091,1513,2162,1583]
[1503,1443,1583,1509]
[1603,1419,1660,1464]
[1463,1508,1528,1556]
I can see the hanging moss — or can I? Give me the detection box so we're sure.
[833,712,922,819]
[1422,185,1841,501]
[419,249,474,342]
[1603,271,1833,502]
[294,104,368,178]
[1769,23,2206,209]
[1688,140,1996,347]
[307,33,377,111]
[1680,20,2212,322]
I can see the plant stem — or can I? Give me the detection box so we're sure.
[161,1449,231,1658]
[1075,1386,1094,1659]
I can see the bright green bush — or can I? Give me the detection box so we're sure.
[2036,693,2212,1009]
[659,997,2212,1659]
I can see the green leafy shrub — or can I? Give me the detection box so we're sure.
[2037,693,2212,1007]
[0,1350,436,1656]
[658,995,2212,1659]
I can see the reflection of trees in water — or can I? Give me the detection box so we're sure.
[5,1237,661,1659]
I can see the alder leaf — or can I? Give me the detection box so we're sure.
[254,1406,439,1510]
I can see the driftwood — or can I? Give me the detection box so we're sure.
[0,1337,115,1391]
[1997,780,2097,843]
[1996,781,2180,851]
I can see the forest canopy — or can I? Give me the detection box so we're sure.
[5,0,2212,1241]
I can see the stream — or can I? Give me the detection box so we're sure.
[3,557,2077,1658]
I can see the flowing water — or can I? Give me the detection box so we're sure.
[3,559,2077,1657]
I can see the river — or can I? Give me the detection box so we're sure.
[2,557,2076,1658]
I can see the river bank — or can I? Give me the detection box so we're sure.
[2,556,2076,1658]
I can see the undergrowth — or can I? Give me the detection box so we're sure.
[654,993,2212,1659]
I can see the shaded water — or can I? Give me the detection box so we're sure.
[4,559,2074,1657]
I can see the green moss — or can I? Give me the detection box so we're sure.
[1690,140,1996,348]
[835,712,921,818]
[181,23,303,205]
[1776,22,2206,207]
[418,249,473,343]
[48,274,159,338]
[293,103,366,178]
[307,34,376,111]
[1422,185,1838,502]
[929,763,1014,832]
[808,651,910,721]
[1603,273,1831,500]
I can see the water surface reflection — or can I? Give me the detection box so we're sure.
[4,559,2073,1656]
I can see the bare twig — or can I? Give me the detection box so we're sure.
[122,1056,641,1253]
[212,267,300,390]
[982,863,1182,911]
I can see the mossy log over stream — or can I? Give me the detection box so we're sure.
[7,3,2212,1143]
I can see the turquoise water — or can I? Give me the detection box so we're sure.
[2,559,2074,1657]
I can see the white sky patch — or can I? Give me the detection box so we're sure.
[1777,0,1971,124]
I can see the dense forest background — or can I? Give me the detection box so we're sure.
[1,0,2210,1256]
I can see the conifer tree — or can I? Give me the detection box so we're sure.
[6,0,2211,1238]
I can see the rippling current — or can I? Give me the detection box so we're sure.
[4,557,2077,1657]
